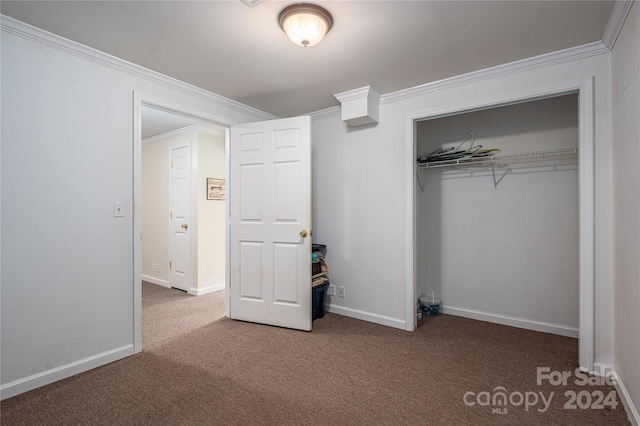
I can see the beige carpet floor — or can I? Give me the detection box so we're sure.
[142,281,225,348]
[1,284,630,425]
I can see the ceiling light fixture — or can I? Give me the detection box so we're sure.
[278,3,333,47]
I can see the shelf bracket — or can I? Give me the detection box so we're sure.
[416,166,424,192]
[491,161,510,187]
[492,162,497,187]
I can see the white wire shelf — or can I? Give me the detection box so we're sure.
[416,147,579,189]
[417,148,578,169]
[493,148,578,163]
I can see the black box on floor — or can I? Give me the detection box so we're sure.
[312,281,329,320]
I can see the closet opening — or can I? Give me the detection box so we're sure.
[405,78,595,371]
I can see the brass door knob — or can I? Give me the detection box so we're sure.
[181,224,188,230]
[299,229,308,238]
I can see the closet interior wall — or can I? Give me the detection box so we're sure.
[416,94,579,336]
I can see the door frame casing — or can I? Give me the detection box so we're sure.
[404,77,595,371]
[133,92,233,353]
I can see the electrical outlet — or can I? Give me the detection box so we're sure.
[154,263,159,273]
[327,285,336,296]
[338,286,345,298]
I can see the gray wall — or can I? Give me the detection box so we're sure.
[1,26,269,398]
[612,1,640,419]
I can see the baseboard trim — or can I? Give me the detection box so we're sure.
[141,274,169,288]
[0,345,134,400]
[442,305,579,338]
[611,368,640,425]
[325,303,405,330]
[592,362,613,377]
[189,283,225,296]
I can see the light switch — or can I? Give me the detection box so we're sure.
[113,202,125,217]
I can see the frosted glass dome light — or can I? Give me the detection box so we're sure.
[278,4,333,47]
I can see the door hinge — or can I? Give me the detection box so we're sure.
[170,211,173,219]
[169,261,172,269]
[171,161,174,169]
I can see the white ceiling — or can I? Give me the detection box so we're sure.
[2,1,615,119]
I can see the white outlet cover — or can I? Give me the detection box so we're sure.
[113,202,125,217]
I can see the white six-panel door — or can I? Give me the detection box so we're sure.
[229,116,312,331]
[169,145,191,292]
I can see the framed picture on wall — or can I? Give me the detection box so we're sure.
[207,178,225,200]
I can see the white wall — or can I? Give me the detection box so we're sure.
[416,95,579,336]
[611,2,640,423]
[195,131,226,295]
[312,46,613,364]
[0,22,270,398]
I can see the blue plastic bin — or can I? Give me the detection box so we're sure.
[312,281,329,320]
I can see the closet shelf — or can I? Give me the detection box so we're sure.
[493,148,578,163]
[417,147,578,169]
[416,147,578,189]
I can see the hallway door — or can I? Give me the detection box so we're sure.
[229,116,312,331]
[169,144,191,291]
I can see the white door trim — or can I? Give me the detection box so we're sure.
[133,91,233,353]
[404,77,595,371]
[225,128,231,318]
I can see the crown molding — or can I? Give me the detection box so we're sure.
[381,41,609,105]
[311,40,609,120]
[602,0,634,50]
[142,125,199,144]
[334,85,381,104]
[308,105,340,120]
[0,14,278,121]
[198,126,227,138]
[142,124,225,144]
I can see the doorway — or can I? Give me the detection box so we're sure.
[405,78,595,371]
[134,94,232,352]
[140,108,226,295]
